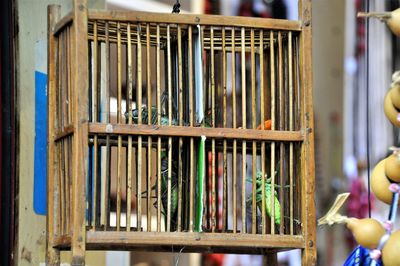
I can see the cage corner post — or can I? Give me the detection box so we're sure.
[298,0,317,265]
[71,0,89,265]
[46,4,61,266]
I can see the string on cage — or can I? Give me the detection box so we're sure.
[172,0,181,13]
[364,0,372,218]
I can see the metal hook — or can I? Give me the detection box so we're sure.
[172,0,180,13]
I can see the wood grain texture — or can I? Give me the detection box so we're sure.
[71,0,89,264]
[88,123,304,141]
[47,5,61,266]
[298,0,317,265]
[85,231,304,250]
[88,10,302,31]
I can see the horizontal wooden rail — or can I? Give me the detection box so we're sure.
[88,10,302,31]
[88,123,304,141]
[85,231,304,250]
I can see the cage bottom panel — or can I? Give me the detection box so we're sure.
[53,231,304,254]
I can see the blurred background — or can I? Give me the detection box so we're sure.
[1,0,400,265]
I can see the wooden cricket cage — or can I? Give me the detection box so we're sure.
[46,0,315,265]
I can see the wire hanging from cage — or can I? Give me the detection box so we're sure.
[364,0,372,219]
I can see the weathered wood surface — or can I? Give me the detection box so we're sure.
[88,10,302,31]
[47,5,61,266]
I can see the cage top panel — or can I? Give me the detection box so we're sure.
[88,17,298,50]
[88,10,302,31]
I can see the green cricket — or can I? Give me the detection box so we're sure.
[248,171,281,226]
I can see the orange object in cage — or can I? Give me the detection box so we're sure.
[257,119,272,130]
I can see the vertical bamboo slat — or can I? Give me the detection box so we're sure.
[94,45,101,228]
[222,27,228,232]
[137,23,143,232]
[250,28,257,235]
[240,27,246,234]
[92,21,99,230]
[59,31,66,233]
[210,26,216,232]
[126,23,133,232]
[166,25,172,232]
[188,25,195,233]
[156,25,162,232]
[270,30,276,234]
[116,22,122,231]
[59,120,65,233]
[146,23,152,232]
[104,21,111,231]
[177,25,183,232]
[231,27,237,234]
[259,29,267,235]
[288,31,294,235]
[278,31,284,234]
[66,27,72,234]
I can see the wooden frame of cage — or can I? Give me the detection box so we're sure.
[46,1,315,265]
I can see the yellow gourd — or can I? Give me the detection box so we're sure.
[390,71,400,109]
[371,158,400,206]
[382,231,400,266]
[384,89,400,128]
[390,84,400,110]
[385,152,400,183]
[346,218,385,250]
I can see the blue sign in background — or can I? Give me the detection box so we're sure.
[34,70,47,215]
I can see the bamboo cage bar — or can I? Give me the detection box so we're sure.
[240,26,246,234]
[116,21,122,231]
[92,20,99,230]
[60,29,67,235]
[288,31,294,235]
[47,1,315,264]
[136,23,143,232]
[126,22,133,231]
[259,29,267,235]
[94,41,100,227]
[156,24,162,233]
[250,28,257,235]
[103,21,111,231]
[146,23,152,232]
[188,25,195,233]
[66,24,72,236]
[270,30,276,234]
[210,26,216,232]
[177,25,183,232]
[166,25,172,233]
[222,26,228,232]
[278,31,284,234]
[231,27,237,234]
